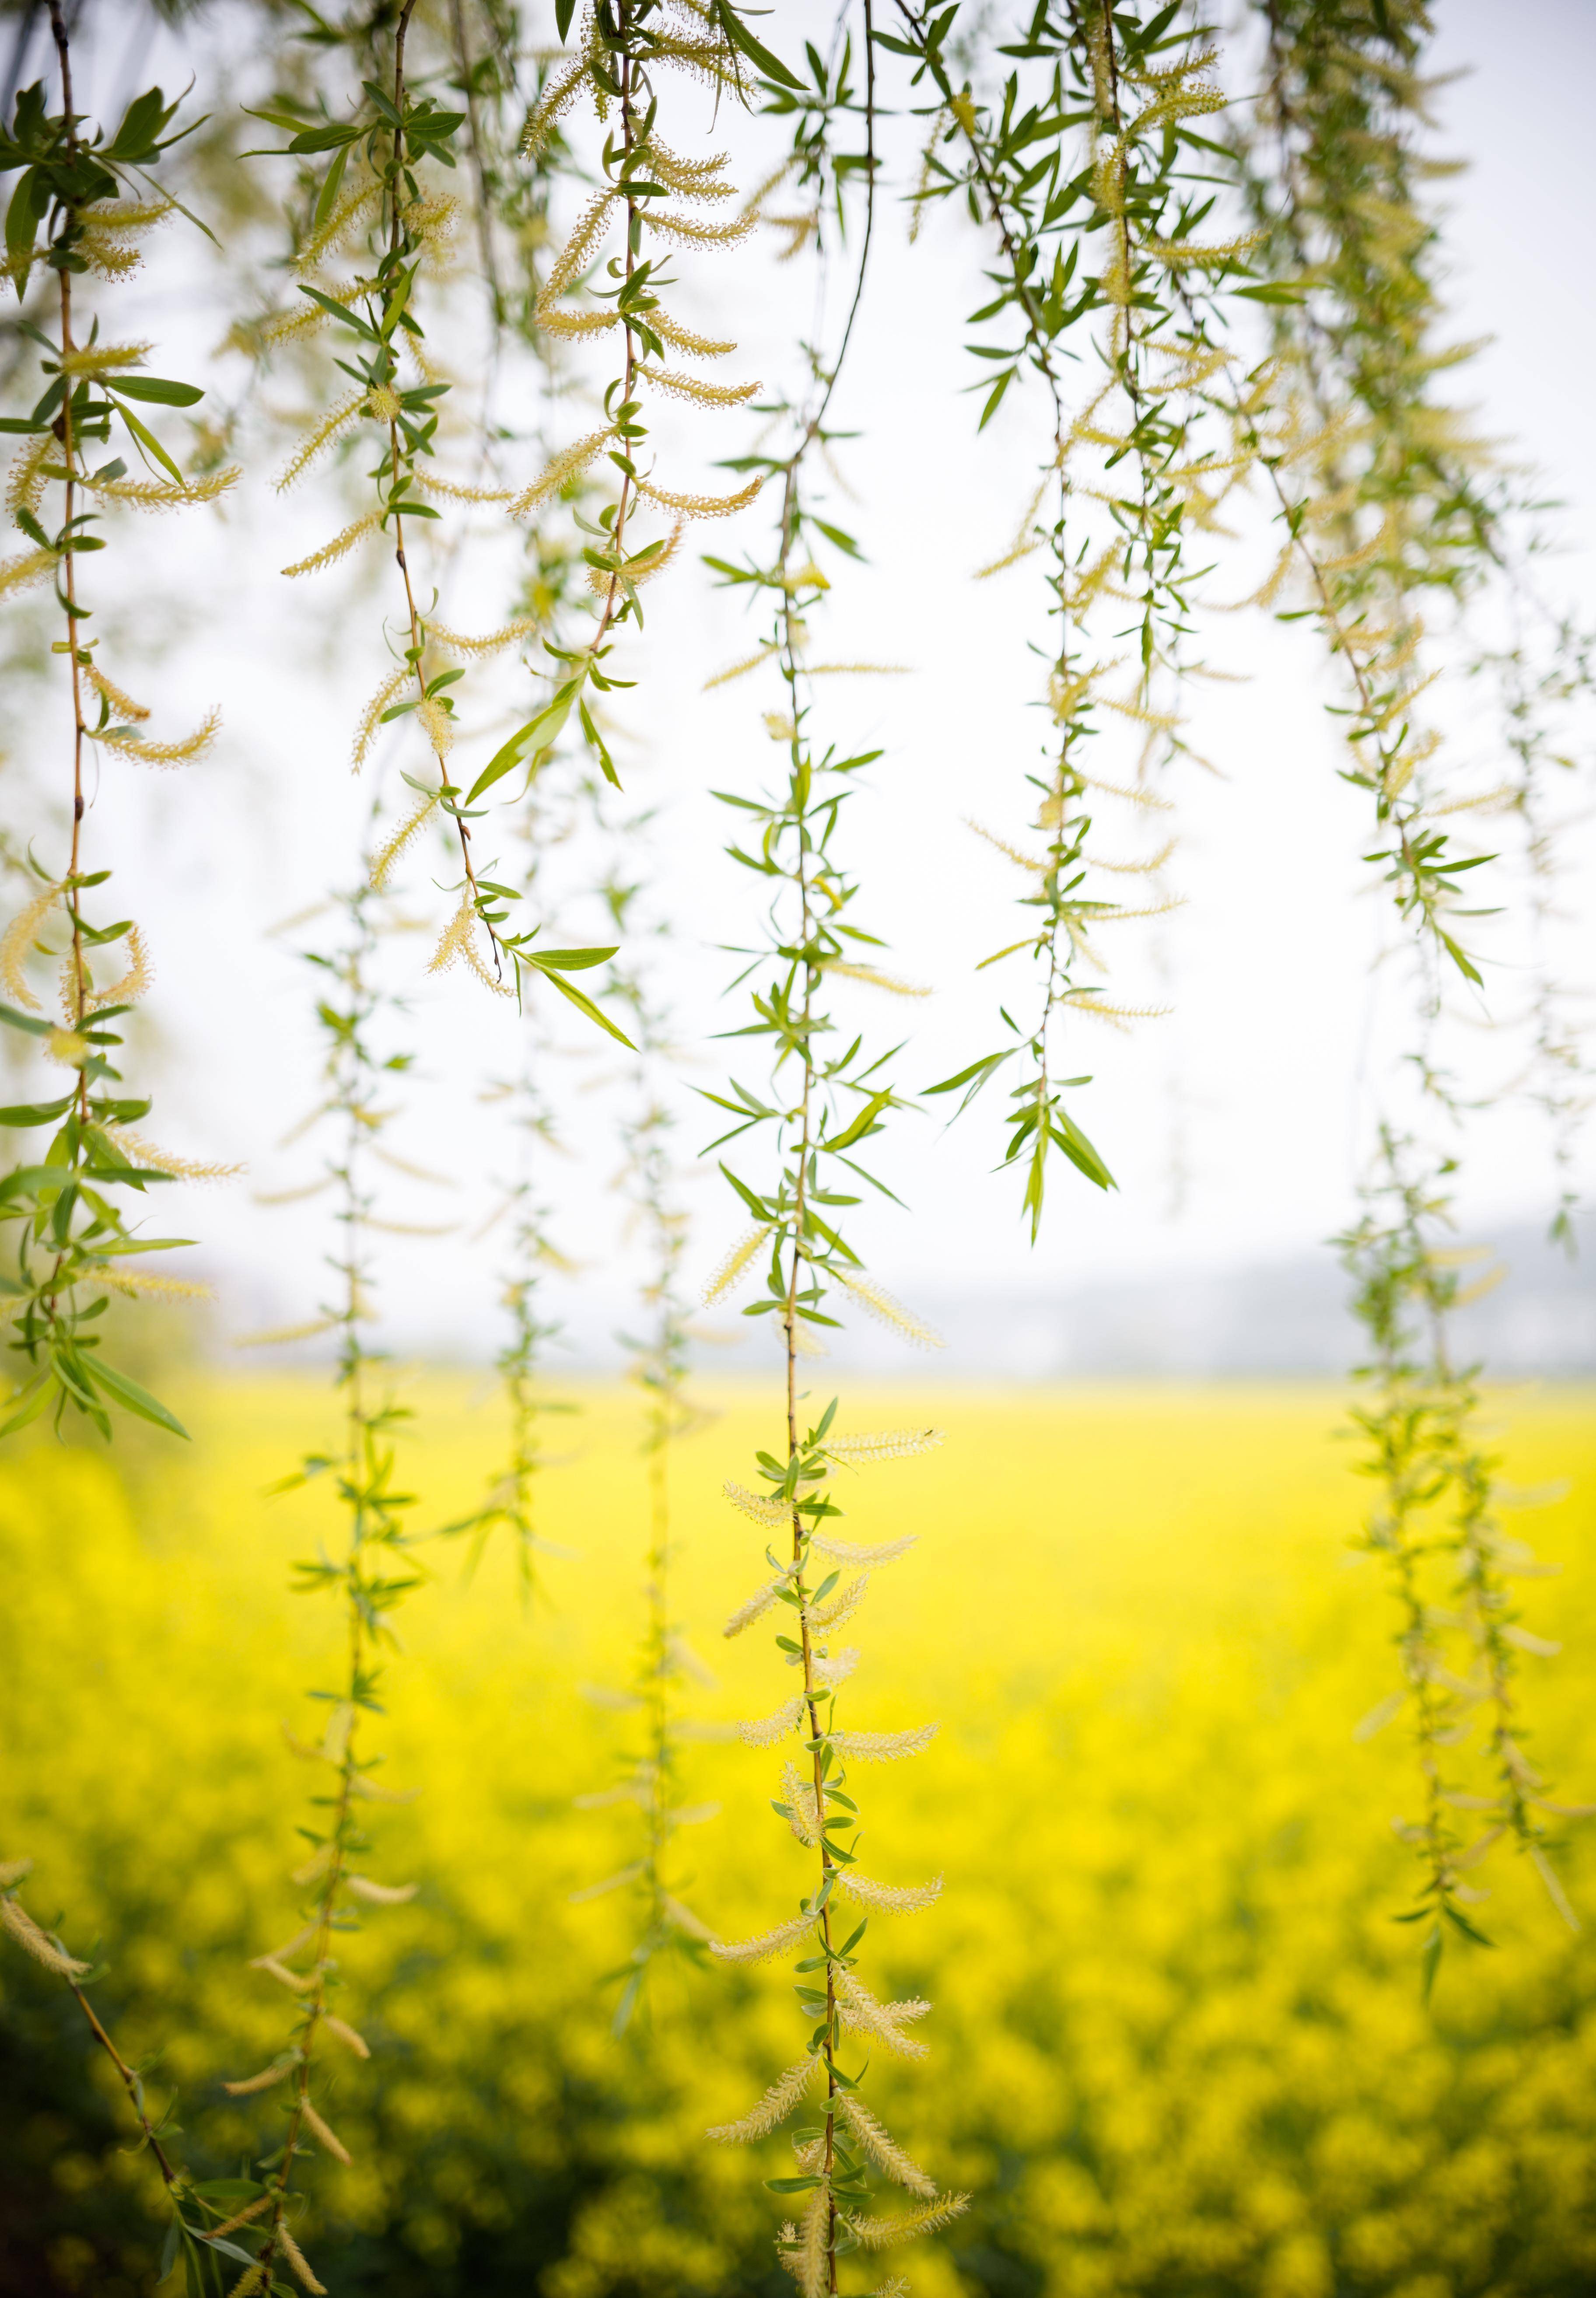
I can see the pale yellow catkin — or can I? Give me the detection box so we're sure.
[80,659,150,721]
[277,391,367,491]
[414,469,520,505]
[738,1694,807,1748]
[349,1773,420,1805]
[277,2224,327,2295]
[705,2054,818,2143]
[636,473,765,520]
[521,52,588,155]
[536,305,620,340]
[299,2099,351,2167]
[509,427,616,518]
[708,1907,816,1965]
[427,892,477,979]
[245,275,365,351]
[0,1895,90,1978]
[346,1875,417,1906]
[351,667,409,771]
[703,1223,773,1304]
[0,546,57,601]
[224,2061,294,2097]
[206,2197,273,2241]
[98,707,220,767]
[797,2186,829,2298]
[809,1647,858,1689]
[823,961,930,997]
[645,206,757,249]
[80,467,239,511]
[836,1971,931,2059]
[86,923,152,1011]
[704,646,777,691]
[253,1955,316,1995]
[323,2015,370,2058]
[835,1270,944,1349]
[837,1870,943,1914]
[638,363,760,408]
[835,2091,937,2199]
[642,136,733,195]
[724,1480,790,1529]
[232,1316,342,1348]
[283,512,380,580]
[830,1723,939,1763]
[0,879,63,1009]
[60,338,153,376]
[370,792,438,890]
[542,188,618,301]
[722,1571,790,1636]
[80,199,169,233]
[6,431,52,524]
[92,1269,214,1305]
[808,1532,917,1567]
[809,1574,870,1631]
[827,1427,944,1462]
[293,178,383,271]
[416,696,455,758]
[847,2194,972,2251]
[653,310,736,357]
[429,616,539,657]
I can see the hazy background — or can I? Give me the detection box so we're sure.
[1,0,1592,1377]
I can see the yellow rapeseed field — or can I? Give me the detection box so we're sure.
[3,1377,1595,2298]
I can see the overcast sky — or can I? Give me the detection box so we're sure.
[1,0,1591,1364]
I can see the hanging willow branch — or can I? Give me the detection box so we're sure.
[471,0,784,818]
[698,20,967,2289]
[1223,0,1591,1977]
[893,0,1248,1233]
[244,2,625,1032]
[570,850,712,2028]
[228,873,427,2296]
[0,18,238,1441]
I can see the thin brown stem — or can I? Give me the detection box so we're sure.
[896,0,1066,436]
[256,1738,360,2287]
[1167,275,1429,915]
[913,3,1098,1219]
[381,2,499,969]
[794,0,875,467]
[1383,1471,1454,1910]
[776,537,839,2293]
[388,485,499,970]
[645,1430,669,1932]
[593,33,640,656]
[256,916,375,2287]
[48,1,88,1099]
[42,15,187,2208]
[68,1981,186,2197]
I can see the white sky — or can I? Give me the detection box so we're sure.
[1,0,1592,1364]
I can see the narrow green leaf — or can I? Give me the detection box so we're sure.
[82,1357,190,1439]
[528,961,635,1047]
[466,681,580,803]
[112,400,186,486]
[105,375,205,408]
[311,137,351,237]
[714,0,803,88]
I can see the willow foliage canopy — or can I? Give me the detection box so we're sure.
[0,0,1590,2293]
